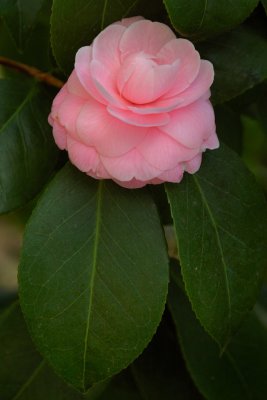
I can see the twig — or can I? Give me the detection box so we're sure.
[0,56,64,89]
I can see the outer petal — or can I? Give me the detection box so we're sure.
[75,46,106,104]
[67,70,89,99]
[101,149,161,181]
[157,38,201,96]
[184,153,202,173]
[137,128,199,171]
[51,120,67,150]
[160,100,216,149]
[202,132,220,150]
[56,94,85,138]
[67,136,100,172]
[157,165,184,182]
[50,85,68,117]
[113,178,147,189]
[119,20,176,59]
[107,106,170,127]
[76,98,148,157]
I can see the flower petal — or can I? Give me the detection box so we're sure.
[202,133,220,150]
[51,120,67,150]
[107,106,170,127]
[101,149,161,181]
[57,94,85,138]
[119,20,175,59]
[137,128,199,170]
[160,100,216,149]
[117,53,180,104]
[184,153,202,173]
[157,38,201,96]
[67,136,100,172]
[75,46,106,104]
[67,70,89,99]
[76,98,148,157]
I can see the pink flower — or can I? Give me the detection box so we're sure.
[48,17,219,188]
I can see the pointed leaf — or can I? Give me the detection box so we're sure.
[163,0,258,41]
[19,163,169,391]
[0,302,105,400]
[198,26,267,104]
[0,79,59,214]
[168,270,267,400]
[165,144,267,346]
[50,0,164,75]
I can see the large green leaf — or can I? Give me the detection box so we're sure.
[168,270,267,400]
[19,163,169,392]
[0,302,105,400]
[0,0,46,50]
[262,0,267,14]
[0,79,59,214]
[198,26,267,104]
[163,0,258,41]
[165,144,267,347]
[131,316,201,399]
[50,0,164,75]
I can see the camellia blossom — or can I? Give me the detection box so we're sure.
[48,17,219,188]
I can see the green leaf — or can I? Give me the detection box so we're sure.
[262,0,267,14]
[0,79,59,214]
[50,0,164,75]
[165,144,267,347]
[131,314,201,400]
[0,0,46,50]
[18,163,169,392]
[168,270,267,400]
[99,370,143,400]
[198,26,267,104]
[163,0,258,41]
[215,105,242,154]
[0,301,105,400]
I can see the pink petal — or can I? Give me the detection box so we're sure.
[157,38,201,96]
[119,20,175,59]
[100,149,161,181]
[56,94,85,138]
[67,70,89,99]
[50,86,68,117]
[51,120,67,150]
[67,137,100,172]
[114,178,147,189]
[157,165,184,182]
[161,100,216,149]
[184,153,202,174]
[76,99,148,157]
[171,60,214,108]
[117,53,180,104]
[116,16,144,28]
[92,24,125,70]
[137,128,199,171]
[75,46,106,104]
[107,106,170,127]
[202,133,220,150]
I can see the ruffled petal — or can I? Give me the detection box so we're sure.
[157,38,200,96]
[160,100,216,149]
[56,94,85,138]
[137,128,199,170]
[75,46,106,104]
[157,165,184,182]
[51,120,67,150]
[67,70,89,99]
[76,98,148,157]
[117,53,180,104]
[107,106,170,127]
[119,20,175,59]
[67,137,100,172]
[202,132,220,150]
[101,149,161,181]
[184,153,202,173]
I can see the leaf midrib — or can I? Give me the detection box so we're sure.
[192,175,232,339]
[82,180,104,389]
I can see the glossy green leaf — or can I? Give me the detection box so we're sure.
[165,144,267,346]
[0,0,46,50]
[19,163,169,392]
[168,270,267,400]
[0,302,105,400]
[0,79,59,214]
[132,316,201,400]
[198,26,267,104]
[50,0,164,75]
[215,105,242,154]
[163,0,258,41]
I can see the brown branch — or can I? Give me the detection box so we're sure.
[0,56,64,89]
